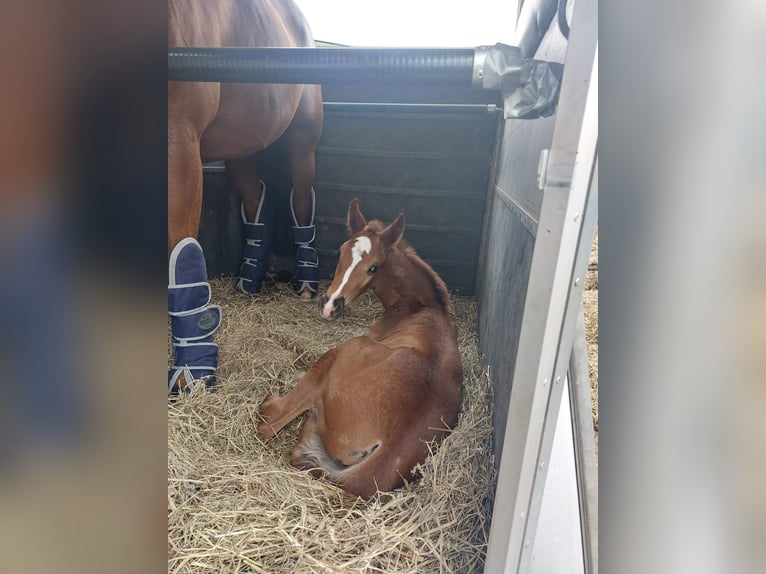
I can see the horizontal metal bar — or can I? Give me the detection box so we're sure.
[198,169,485,201]
[316,248,476,270]
[316,216,478,236]
[168,47,476,86]
[412,258,476,270]
[317,146,487,162]
[315,182,485,200]
[323,102,500,115]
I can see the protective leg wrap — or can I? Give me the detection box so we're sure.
[168,237,221,394]
[237,181,273,295]
[291,187,319,296]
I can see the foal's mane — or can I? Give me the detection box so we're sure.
[364,220,451,314]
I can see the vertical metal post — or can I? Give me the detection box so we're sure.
[570,299,599,574]
[484,0,598,567]
[475,117,507,297]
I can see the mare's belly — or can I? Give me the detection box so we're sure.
[200,83,302,161]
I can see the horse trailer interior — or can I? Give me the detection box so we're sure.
[171,0,598,571]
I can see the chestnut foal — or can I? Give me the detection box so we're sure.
[257,200,463,498]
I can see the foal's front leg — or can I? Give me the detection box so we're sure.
[256,348,338,439]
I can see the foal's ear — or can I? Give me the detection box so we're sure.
[347,198,367,234]
[380,213,405,247]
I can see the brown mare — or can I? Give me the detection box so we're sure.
[167,0,323,393]
[167,0,323,297]
[257,200,464,498]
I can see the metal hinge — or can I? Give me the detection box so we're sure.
[537,149,550,190]
[537,149,572,190]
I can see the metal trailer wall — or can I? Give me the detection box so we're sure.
[314,86,499,295]
[477,3,569,468]
[198,85,500,296]
[482,0,598,571]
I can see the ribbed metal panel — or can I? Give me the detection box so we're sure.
[198,90,499,296]
[313,107,498,296]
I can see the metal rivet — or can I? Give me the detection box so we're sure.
[543,378,549,386]
[520,512,526,518]
[574,212,580,221]
[539,462,545,470]
[575,277,581,286]
[525,541,531,548]
[555,376,561,384]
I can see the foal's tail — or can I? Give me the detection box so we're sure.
[290,410,401,498]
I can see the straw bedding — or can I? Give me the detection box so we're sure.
[584,231,599,439]
[168,278,495,573]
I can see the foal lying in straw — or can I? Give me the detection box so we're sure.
[257,199,463,498]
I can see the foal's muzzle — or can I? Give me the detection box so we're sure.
[318,295,345,320]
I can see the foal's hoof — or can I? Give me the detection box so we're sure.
[256,391,280,438]
[256,420,277,439]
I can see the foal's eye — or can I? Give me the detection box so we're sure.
[367,263,379,274]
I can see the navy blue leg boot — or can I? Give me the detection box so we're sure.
[237,180,274,295]
[168,238,221,394]
[291,187,319,297]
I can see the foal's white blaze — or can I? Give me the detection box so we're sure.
[322,236,372,318]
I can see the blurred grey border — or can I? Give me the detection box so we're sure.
[601,1,765,573]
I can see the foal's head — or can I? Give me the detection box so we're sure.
[319,199,404,320]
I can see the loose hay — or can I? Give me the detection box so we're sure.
[168,278,495,573]
[584,231,599,440]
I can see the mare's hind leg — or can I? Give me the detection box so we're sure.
[286,84,323,298]
[286,85,322,226]
[226,155,273,294]
[226,155,264,223]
